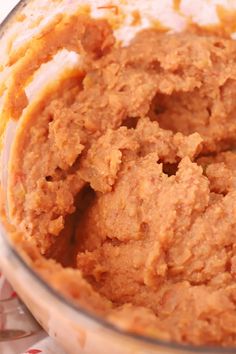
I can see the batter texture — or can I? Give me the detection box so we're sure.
[6,18,236,346]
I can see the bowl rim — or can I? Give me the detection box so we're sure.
[1,1,236,353]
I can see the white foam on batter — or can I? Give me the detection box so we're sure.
[183,0,236,23]
[4,0,236,60]
[1,0,236,76]
[25,49,82,103]
[87,0,187,45]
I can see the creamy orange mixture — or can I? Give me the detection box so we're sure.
[5,18,236,346]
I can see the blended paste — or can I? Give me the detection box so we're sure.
[6,18,236,346]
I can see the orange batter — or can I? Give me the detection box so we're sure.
[6,18,236,346]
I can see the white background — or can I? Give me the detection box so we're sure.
[0,0,20,23]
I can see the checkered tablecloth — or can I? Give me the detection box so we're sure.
[0,272,67,354]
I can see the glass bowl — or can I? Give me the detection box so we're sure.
[0,1,236,353]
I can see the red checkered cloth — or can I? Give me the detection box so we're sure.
[0,273,66,354]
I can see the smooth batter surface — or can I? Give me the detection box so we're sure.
[7,18,236,346]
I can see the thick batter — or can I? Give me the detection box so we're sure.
[6,18,236,346]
